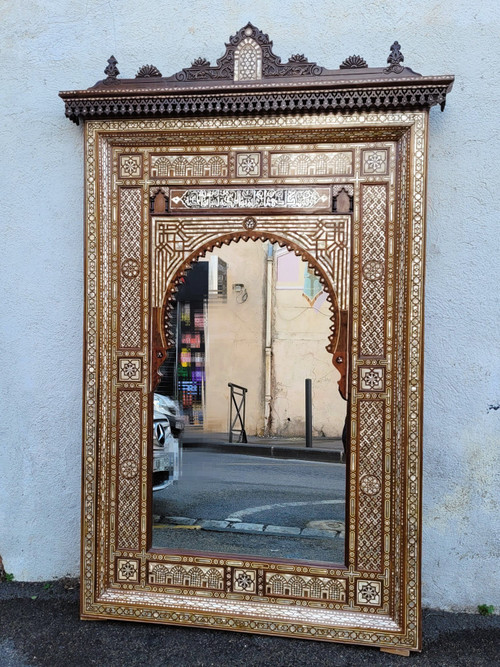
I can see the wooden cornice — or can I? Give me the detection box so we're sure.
[60,24,454,124]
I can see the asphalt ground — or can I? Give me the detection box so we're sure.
[1,580,499,666]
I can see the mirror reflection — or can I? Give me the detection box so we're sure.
[152,240,347,563]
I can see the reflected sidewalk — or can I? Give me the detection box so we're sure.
[183,428,345,463]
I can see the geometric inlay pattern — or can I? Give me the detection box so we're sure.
[121,258,140,279]
[362,150,388,175]
[332,184,354,197]
[360,474,382,496]
[393,129,410,624]
[119,188,143,349]
[243,216,257,230]
[148,563,225,589]
[270,151,353,177]
[359,366,384,392]
[233,569,257,594]
[118,357,142,382]
[236,152,261,177]
[119,154,142,179]
[234,37,262,81]
[360,184,387,357]
[117,390,142,551]
[314,218,350,311]
[152,214,350,314]
[120,459,139,480]
[116,558,140,583]
[356,400,385,572]
[362,259,384,281]
[265,573,346,602]
[356,580,382,606]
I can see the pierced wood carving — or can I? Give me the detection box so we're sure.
[103,55,119,85]
[174,23,323,81]
[135,65,162,78]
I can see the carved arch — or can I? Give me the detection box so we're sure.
[153,230,346,394]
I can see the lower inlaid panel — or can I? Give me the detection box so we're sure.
[99,587,399,635]
[265,573,346,602]
[142,559,353,608]
[149,563,225,590]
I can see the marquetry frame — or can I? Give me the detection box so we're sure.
[78,107,429,654]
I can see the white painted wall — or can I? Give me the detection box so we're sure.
[1,1,498,611]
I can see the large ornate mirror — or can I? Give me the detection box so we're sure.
[60,25,453,655]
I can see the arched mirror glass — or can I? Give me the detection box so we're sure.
[152,240,347,563]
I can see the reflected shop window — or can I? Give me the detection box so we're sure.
[152,240,347,563]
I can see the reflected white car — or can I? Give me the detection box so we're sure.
[153,394,184,492]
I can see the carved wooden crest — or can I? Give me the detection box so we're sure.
[60,23,453,125]
[172,23,324,81]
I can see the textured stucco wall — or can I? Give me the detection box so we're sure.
[205,242,268,434]
[1,1,498,610]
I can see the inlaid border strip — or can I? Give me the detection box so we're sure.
[82,111,427,652]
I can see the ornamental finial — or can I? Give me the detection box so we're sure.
[104,56,120,84]
[385,42,404,73]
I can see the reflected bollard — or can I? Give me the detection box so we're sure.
[305,378,312,448]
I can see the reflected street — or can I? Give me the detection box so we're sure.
[153,450,345,564]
